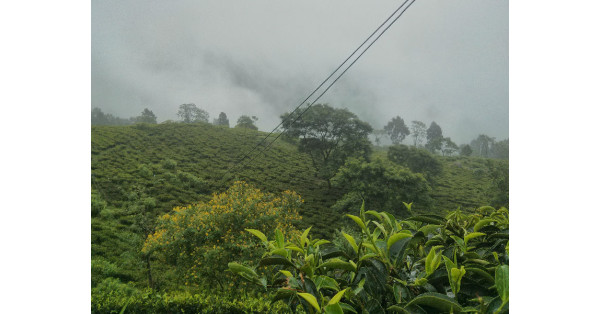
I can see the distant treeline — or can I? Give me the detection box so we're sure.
[92,104,507,159]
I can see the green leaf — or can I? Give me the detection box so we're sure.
[279,270,293,278]
[259,256,296,269]
[315,275,340,291]
[403,201,413,212]
[339,302,358,313]
[387,305,409,313]
[359,253,378,262]
[372,221,388,238]
[451,266,466,294]
[298,293,321,313]
[270,248,288,258]
[318,258,356,272]
[425,247,442,276]
[274,229,285,249]
[228,262,258,278]
[314,239,331,247]
[324,303,343,314]
[466,267,495,284]
[406,214,445,225]
[464,232,486,245]
[328,288,347,305]
[342,232,358,254]
[301,227,312,248]
[245,228,267,243]
[285,245,304,254]
[365,210,382,220]
[495,265,509,304]
[272,288,295,303]
[474,219,494,232]
[405,292,463,313]
[346,214,367,233]
[387,232,412,250]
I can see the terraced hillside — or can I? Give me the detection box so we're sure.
[91,122,345,236]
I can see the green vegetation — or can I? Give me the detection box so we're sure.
[91,121,508,312]
[229,205,509,313]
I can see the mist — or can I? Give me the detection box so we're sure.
[92,0,508,145]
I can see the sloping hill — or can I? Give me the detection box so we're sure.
[91,122,344,236]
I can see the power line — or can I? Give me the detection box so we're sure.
[221,0,417,185]
[225,0,412,173]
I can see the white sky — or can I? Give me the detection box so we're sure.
[92,0,508,145]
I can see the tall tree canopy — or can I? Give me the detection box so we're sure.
[440,137,458,156]
[135,108,157,124]
[280,104,372,187]
[425,121,443,153]
[235,115,258,130]
[410,120,427,147]
[470,134,495,157]
[177,103,209,123]
[383,116,410,145]
[213,112,230,127]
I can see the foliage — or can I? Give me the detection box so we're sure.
[491,139,509,160]
[135,108,157,124]
[91,107,133,126]
[91,287,286,313]
[142,181,302,288]
[470,134,495,158]
[214,112,230,127]
[488,161,509,208]
[441,137,459,156]
[384,116,410,145]
[177,103,209,123]
[91,193,107,217]
[410,120,427,147]
[387,144,442,180]
[460,144,473,156]
[332,158,432,215]
[229,205,509,313]
[236,115,258,130]
[280,104,373,187]
[425,121,443,153]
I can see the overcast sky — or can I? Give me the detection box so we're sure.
[92,0,508,145]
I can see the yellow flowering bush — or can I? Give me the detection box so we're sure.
[142,181,302,288]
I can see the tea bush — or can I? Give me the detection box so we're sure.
[230,204,508,313]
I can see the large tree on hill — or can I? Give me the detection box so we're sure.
[440,137,458,156]
[280,104,373,188]
[177,103,209,123]
[470,134,495,157]
[425,121,443,153]
[235,115,258,130]
[214,112,230,127]
[410,120,427,147]
[135,108,157,124]
[383,116,410,145]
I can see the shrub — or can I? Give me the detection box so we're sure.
[137,164,153,179]
[161,158,177,170]
[142,181,302,288]
[229,205,509,313]
[387,144,442,179]
[91,194,107,217]
[332,158,432,215]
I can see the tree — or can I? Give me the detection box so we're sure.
[135,108,157,124]
[372,129,387,146]
[332,158,432,216]
[213,112,230,127]
[425,121,443,153]
[235,115,258,130]
[410,120,427,147]
[177,103,209,123]
[441,137,458,156]
[280,104,373,188]
[470,134,495,157]
[91,107,132,126]
[459,144,473,156]
[142,181,302,288]
[383,116,410,145]
[491,139,509,159]
[387,144,442,180]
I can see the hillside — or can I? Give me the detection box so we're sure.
[91,122,345,236]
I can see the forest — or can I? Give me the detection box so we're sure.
[91,104,508,313]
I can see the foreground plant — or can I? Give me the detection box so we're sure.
[229,204,508,313]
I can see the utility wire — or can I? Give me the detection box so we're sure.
[221,0,417,185]
[225,0,412,173]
